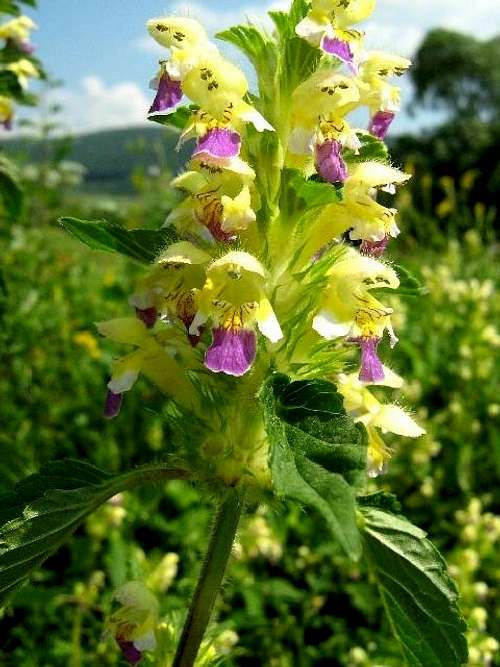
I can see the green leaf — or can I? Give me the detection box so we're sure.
[261,374,367,559]
[0,459,189,607]
[361,506,468,667]
[59,217,178,264]
[344,131,389,164]
[0,155,23,220]
[288,170,344,210]
[0,0,20,16]
[269,0,309,41]
[148,105,195,131]
[270,0,320,94]
[0,70,22,98]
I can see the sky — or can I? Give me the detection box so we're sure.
[17,0,500,136]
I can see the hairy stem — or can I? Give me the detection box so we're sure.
[172,487,244,667]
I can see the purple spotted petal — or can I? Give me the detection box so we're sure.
[321,36,354,65]
[205,327,256,377]
[352,336,385,383]
[360,237,390,257]
[193,128,241,159]
[148,71,182,115]
[368,111,396,140]
[2,118,12,131]
[135,306,158,329]
[315,139,347,183]
[104,390,123,419]
[117,639,142,665]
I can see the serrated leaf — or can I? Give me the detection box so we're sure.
[261,374,367,559]
[0,155,23,220]
[0,459,189,607]
[59,217,178,264]
[270,0,319,93]
[361,506,468,667]
[148,105,195,131]
[344,131,389,164]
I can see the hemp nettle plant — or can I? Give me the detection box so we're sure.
[1,1,468,665]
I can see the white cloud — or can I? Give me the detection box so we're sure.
[366,0,500,56]
[45,76,150,134]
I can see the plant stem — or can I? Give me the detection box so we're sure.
[172,487,244,667]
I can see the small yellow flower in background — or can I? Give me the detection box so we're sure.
[107,581,159,665]
[147,553,179,593]
[73,331,101,359]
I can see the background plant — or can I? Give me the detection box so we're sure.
[1,1,498,666]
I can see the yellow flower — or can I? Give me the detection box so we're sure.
[146,17,209,51]
[0,15,37,44]
[96,317,195,408]
[312,247,399,343]
[338,370,426,476]
[182,57,273,132]
[310,162,411,252]
[296,0,376,64]
[107,581,159,663]
[0,95,14,128]
[358,51,411,115]
[73,331,100,359]
[6,58,39,88]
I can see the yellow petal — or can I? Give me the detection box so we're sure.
[96,318,148,346]
[371,404,426,438]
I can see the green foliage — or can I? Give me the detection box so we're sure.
[0,126,187,195]
[361,506,468,667]
[0,459,187,606]
[372,263,427,299]
[262,374,366,560]
[288,170,344,209]
[148,105,196,131]
[345,131,389,164]
[0,154,23,219]
[270,0,320,95]
[59,216,178,264]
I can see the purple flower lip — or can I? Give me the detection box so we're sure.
[193,128,241,160]
[360,237,390,257]
[321,36,354,65]
[2,118,13,131]
[117,639,142,665]
[315,139,348,184]
[350,336,385,383]
[148,71,183,115]
[104,389,123,419]
[368,111,396,140]
[19,41,35,54]
[135,306,158,329]
[205,327,257,376]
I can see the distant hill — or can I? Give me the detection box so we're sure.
[0,125,191,194]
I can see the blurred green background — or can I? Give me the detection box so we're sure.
[0,25,499,667]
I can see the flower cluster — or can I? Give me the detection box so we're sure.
[0,11,40,129]
[97,1,424,479]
